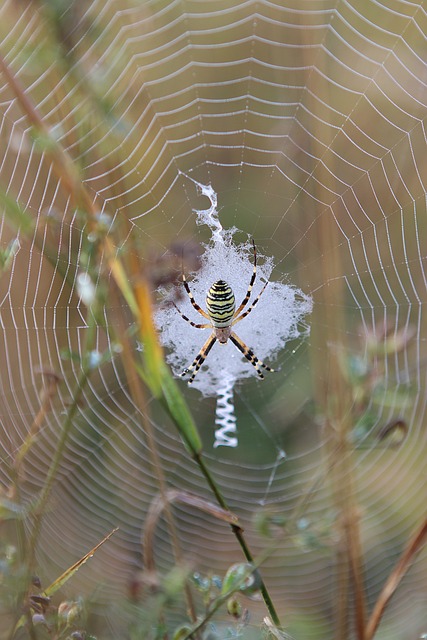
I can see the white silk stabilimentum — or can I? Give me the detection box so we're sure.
[156,177,312,400]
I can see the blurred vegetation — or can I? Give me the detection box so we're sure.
[0,1,426,639]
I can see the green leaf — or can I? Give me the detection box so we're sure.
[221,562,261,596]
[44,528,118,596]
[0,189,34,234]
[159,362,202,455]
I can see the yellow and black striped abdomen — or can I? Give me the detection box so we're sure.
[206,280,235,328]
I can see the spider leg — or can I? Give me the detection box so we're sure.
[232,281,268,325]
[172,302,211,329]
[182,274,210,319]
[229,331,274,378]
[181,333,217,384]
[234,238,257,317]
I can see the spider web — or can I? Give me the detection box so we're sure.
[0,1,427,638]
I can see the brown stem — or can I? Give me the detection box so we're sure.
[0,52,95,218]
[365,517,427,640]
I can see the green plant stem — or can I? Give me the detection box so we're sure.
[181,590,238,640]
[144,362,281,626]
[8,361,92,640]
[194,452,281,629]
[156,372,281,627]
[28,365,90,567]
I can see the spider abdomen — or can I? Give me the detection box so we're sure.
[206,280,235,333]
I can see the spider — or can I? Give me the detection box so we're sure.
[174,239,275,385]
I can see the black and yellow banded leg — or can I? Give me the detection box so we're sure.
[182,275,210,319]
[229,331,275,378]
[234,238,257,316]
[181,333,217,384]
[232,281,268,325]
[172,302,211,329]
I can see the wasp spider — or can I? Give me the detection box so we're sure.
[174,240,275,385]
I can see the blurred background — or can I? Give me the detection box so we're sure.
[0,1,426,638]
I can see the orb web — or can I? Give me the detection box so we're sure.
[0,1,426,638]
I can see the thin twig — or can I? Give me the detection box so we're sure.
[14,370,61,477]
[29,365,91,571]
[365,517,427,640]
